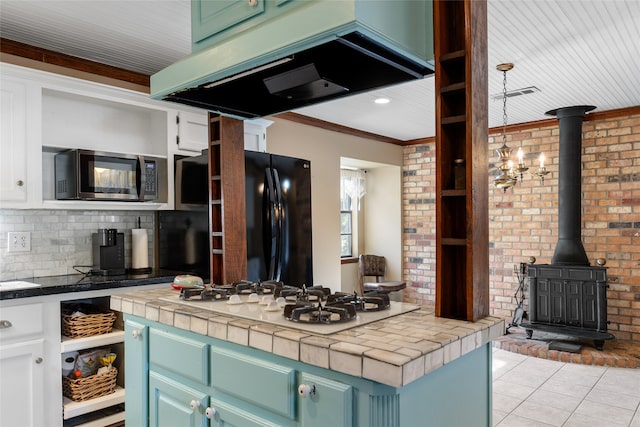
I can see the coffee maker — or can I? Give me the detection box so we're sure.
[92,229,125,275]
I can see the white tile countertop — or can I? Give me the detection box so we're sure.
[111,287,504,388]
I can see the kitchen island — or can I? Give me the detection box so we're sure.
[113,287,504,426]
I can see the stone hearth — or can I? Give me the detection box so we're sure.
[494,327,639,368]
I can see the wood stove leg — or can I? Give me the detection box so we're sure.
[526,329,533,339]
[594,340,604,351]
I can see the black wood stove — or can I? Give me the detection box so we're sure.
[522,106,614,350]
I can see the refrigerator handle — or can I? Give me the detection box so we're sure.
[272,169,284,282]
[264,168,278,280]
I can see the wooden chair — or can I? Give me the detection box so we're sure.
[358,254,406,295]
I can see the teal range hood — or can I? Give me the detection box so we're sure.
[151,0,434,119]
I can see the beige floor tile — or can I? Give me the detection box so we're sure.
[525,389,582,413]
[539,378,592,399]
[492,349,638,427]
[496,413,554,427]
[493,392,524,413]
[573,400,635,426]
[493,409,508,427]
[511,400,571,426]
[492,379,536,400]
[499,367,553,389]
[598,369,640,398]
[586,386,640,411]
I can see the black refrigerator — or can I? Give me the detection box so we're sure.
[245,151,313,287]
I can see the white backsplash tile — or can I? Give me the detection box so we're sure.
[0,209,153,281]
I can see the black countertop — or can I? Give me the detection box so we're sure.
[0,269,200,300]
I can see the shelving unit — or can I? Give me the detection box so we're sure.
[60,297,125,426]
[208,114,247,284]
[434,0,489,321]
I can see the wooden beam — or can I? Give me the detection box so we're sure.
[0,38,150,87]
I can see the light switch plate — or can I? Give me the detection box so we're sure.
[8,232,31,252]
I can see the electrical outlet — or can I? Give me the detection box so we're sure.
[7,232,31,252]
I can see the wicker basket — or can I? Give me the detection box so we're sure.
[61,310,116,338]
[63,367,118,401]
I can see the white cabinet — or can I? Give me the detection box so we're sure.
[0,75,41,207]
[0,339,45,427]
[1,63,209,210]
[0,78,28,203]
[177,111,209,153]
[0,302,45,427]
[243,118,272,152]
[0,282,168,427]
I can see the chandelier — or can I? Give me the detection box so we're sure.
[493,63,527,191]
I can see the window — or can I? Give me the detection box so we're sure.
[340,196,353,257]
[340,168,366,258]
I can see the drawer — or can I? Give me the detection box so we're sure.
[149,328,209,385]
[211,347,295,420]
[0,303,43,342]
[209,397,283,427]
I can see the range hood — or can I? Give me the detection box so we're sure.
[151,1,434,119]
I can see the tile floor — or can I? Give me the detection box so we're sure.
[492,348,640,427]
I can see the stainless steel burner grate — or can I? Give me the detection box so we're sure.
[284,302,357,324]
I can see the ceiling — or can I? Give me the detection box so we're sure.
[1,0,639,141]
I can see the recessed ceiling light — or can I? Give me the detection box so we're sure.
[374,97,390,104]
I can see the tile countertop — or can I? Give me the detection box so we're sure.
[0,270,195,300]
[112,287,505,388]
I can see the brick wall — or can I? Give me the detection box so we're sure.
[402,109,640,342]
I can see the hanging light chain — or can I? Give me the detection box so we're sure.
[502,68,508,145]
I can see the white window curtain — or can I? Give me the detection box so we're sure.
[340,169,367,210]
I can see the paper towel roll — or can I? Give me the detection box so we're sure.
[131,228,149,269]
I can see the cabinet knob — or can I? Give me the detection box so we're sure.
[0,320,13,329]
[16,180,24,187]
[248,0,258,6]
[131,330,142,338]
[298,384,316,398]
[205,407,216,419]
[35,357,43,364]
[190,400,200,411]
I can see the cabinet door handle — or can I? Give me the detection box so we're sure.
[298,384,316,398]
[0,320,12,329]
[205,407,216,419]
[131,329,142,339]
[190,400,200,411]
[35,357,43,364]
[248,0,258,6]
[16,180,24,187]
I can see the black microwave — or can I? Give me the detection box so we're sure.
[54,149,167,202]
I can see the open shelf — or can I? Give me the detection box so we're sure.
[61,330,125,353]
[63,387,125,420]
[208,115,247,284]
[434,0,489,321]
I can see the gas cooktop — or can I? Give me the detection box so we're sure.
[159,291,420,335]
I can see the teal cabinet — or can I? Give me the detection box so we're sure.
[209,397,290,427]
[192,0,266,46]
[210,346,296,420]
[298,372,352,427]
[125,315,492,427]
[125,319,149,427]
[191,0,307,51]
[149,328,209,385]
[149,371,210,427]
